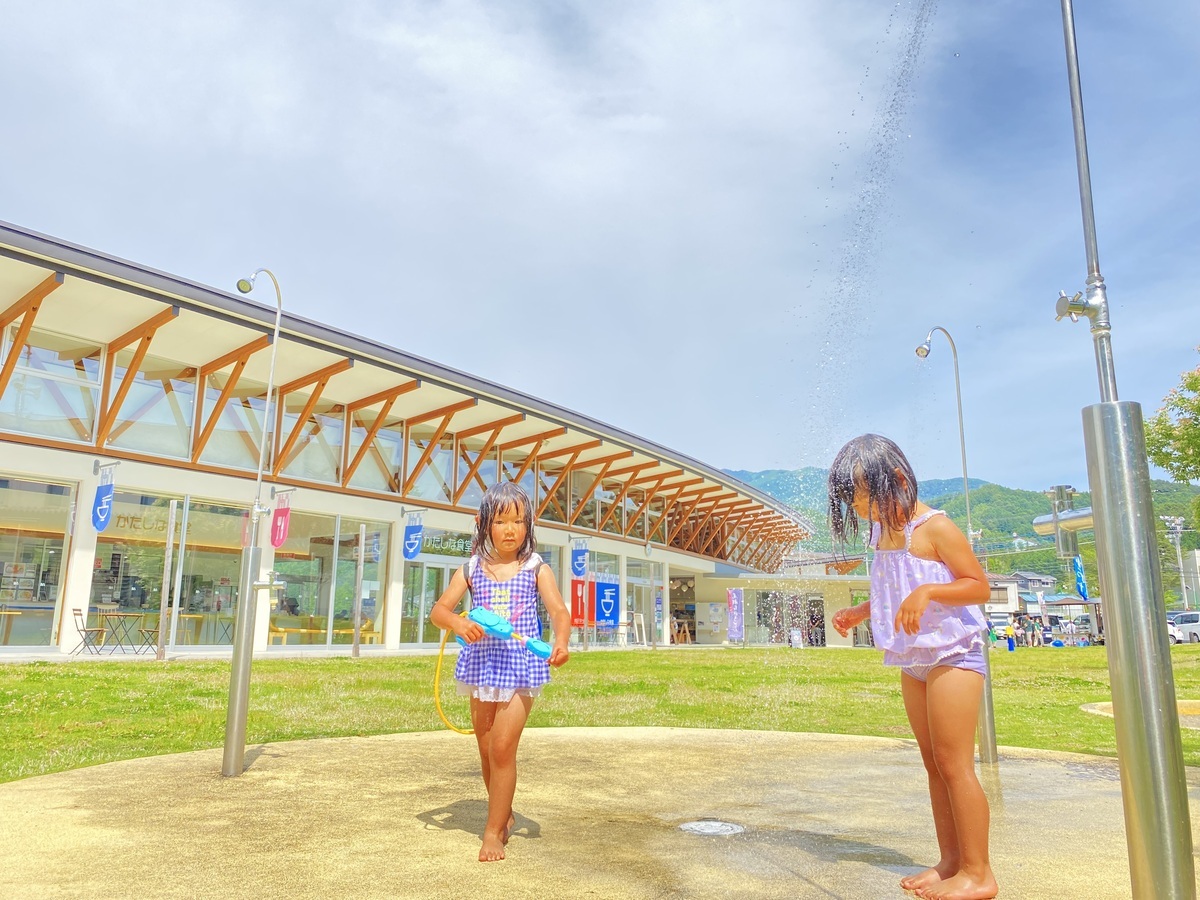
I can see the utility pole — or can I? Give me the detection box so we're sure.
[1161,517,1188,611]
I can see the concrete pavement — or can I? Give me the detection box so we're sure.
[0,727,1196,899]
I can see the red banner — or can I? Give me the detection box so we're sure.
[270,506,291,548]
[570,579,596,627]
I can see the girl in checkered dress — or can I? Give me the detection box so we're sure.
[430,482,571,862]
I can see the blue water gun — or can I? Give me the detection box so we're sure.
[456,607,553,660]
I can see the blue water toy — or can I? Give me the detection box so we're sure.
[456,606,552,659]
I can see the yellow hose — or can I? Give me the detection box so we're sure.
[434,612,473,734]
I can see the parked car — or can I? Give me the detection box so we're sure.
[1168,621,1185,645]
[1173,611,1200,643]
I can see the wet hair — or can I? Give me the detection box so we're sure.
[472,481,536,562]
[827,433,918,545]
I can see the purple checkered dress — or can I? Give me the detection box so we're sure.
[455,553,551,702]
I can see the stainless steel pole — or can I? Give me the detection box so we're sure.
[1057,2,1194,895]
[1083,403,1194,898]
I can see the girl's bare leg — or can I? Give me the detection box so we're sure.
[472,693,532,861]
[917,667,997,900]
[900,673,959,893]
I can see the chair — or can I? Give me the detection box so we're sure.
[71,609,107,655]
[137,615,160,656]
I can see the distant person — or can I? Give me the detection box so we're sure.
[828,434,997,900]
[429,482,570,862]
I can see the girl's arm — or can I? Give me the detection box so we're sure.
[429,567,485,642]
[832,601,870,637]
[537,565,572,668]
[895,516,990,635]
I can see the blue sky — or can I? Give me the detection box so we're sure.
[2,0,1197,492]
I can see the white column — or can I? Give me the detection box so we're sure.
[383,525,406,649]
[57,472,100,653]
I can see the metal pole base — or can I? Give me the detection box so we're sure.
[1083,401,1195,899]
[222,545,260,777]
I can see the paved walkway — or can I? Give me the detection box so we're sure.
[0,727,1196,899]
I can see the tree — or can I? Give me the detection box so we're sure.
[1146,348,1200,524]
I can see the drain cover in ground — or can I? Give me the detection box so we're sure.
[679,820,744,836]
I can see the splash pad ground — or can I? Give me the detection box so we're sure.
[0,727,1193,899]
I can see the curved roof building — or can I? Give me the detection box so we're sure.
[0,221,811,655]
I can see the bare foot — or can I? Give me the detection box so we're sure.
[916,868,998,900]
[478,831,506,862]
[901,863,953,893]
[501,813,516,844]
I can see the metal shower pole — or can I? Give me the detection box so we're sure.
[1055,2,1194,895]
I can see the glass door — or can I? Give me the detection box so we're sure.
[400,561,457,646]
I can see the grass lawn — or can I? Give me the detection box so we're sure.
[2,645,1198,784]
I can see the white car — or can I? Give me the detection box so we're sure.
[1168,621,1185,645]
[1174,611,1200,643]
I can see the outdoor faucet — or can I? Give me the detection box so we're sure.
[253,571,287,598]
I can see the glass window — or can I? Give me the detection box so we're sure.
[455,439,498,509]
[648,495,668,544]
[331,520,390,646]
[106,351,195,459]
[0,476,73,647]
[346,415,403,494]
[196,373,273,471]
[500,449,536,502]
[271,510,337,645]
[597,480,622,535]
[570,471,597,531]
[537,462,568,524]
[171,499,250,647]
[278,397,343,484]
[624,489,647,540]
[406,427,453,503]
[1,327,102,443]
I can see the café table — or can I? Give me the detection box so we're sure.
[100,611,144,654]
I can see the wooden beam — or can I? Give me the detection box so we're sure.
[96,306,179,446]
[274,378,340,476]
[0,271,64,331]
[197,335,272,380]
[631,467,683,486]
[407,397,477,427]
[703,508,752,556]
[535,448,586,519]
[343,394,402,486]
[537,438,601,461]
[456,412,525,440]
[567,458,620,526]
[621,476,669,537]
[108,305,180,354]
[274,358,353,399]
[666,490,718,544]
[498,426,566,452]
[596,467,655,533]
[604,461,657,480]
[345,379,420,415]
[403,409,465,496]
[574,449,633,471]
[451,424,508,504]
[0,273,65,400]
[682,494,741,551]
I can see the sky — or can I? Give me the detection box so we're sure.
[2,0,1197,492]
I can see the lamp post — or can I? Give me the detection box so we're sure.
[1162,516,1189,611]
[1052,1,1194,895]
[222,268,284,778]
[915,325,998,765]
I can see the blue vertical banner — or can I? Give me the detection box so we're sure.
[727,588,744,642]
[570,540,589,579]
[402,512,424,560]
[1073,554,1089,600]
[91,482,115,531]
[594,574,620,628]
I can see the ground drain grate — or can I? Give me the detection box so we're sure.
[679,820,744,836]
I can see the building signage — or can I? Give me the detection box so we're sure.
[270,493,291,549]
[91,483,115,532]
[594,573,620,628]
[402,513,424,560]
[570,579,589,627]
[570,540,589,578]
[727,588,744,642]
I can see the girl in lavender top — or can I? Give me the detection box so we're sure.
[430,482,571,862]
[829,435,997,900]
